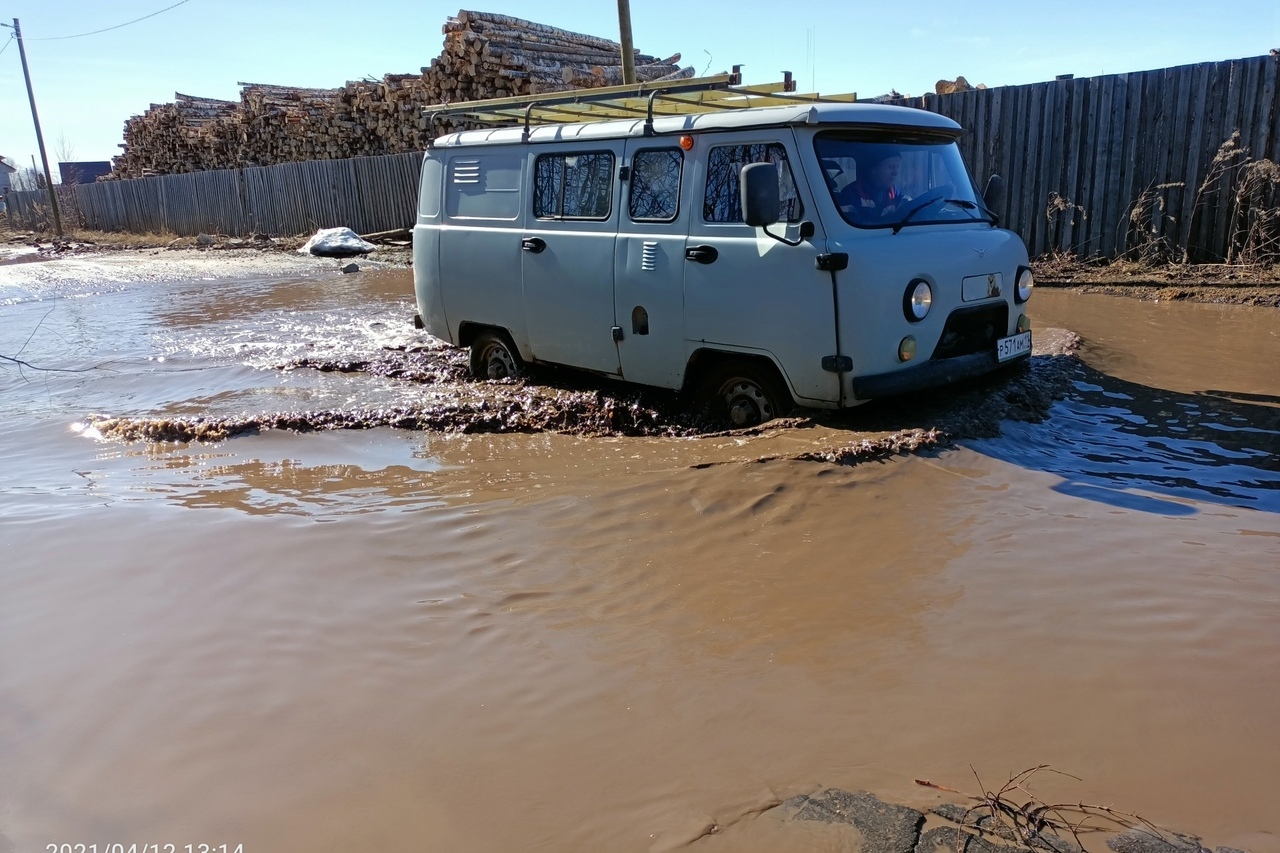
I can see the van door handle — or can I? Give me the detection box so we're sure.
[684,245,718,264]
[521,237,546,253]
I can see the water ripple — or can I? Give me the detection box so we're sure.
[974,365,1280,514]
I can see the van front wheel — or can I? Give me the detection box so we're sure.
[469,331,523,380]
[699,360,790,428]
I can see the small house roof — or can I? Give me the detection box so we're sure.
[0,157,17,173]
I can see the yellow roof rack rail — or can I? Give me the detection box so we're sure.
[425,67,857,143]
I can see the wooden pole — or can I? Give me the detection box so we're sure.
[617,0,636,85]
[9,18,63,235]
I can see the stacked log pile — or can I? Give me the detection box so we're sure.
[424,9,688,101]
[106,10,689,180]
[237,83,353,164]
[934,76,987,94]
[110,93,238,176]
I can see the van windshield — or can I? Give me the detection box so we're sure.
[814,133,989,230]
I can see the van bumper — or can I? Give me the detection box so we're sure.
[850,349,1028,400]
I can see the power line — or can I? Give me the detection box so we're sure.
[32,0,194,41]
[0,32,14,56]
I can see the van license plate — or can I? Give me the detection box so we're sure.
[997,331,1031,362]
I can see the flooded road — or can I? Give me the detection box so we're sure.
[2,256,1278,853]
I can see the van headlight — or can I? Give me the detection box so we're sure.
[903,279,932,322]
[1015,267,1034,303]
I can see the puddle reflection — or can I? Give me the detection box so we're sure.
[974,361,1280,514]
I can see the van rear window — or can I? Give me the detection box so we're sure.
[446,155,522,220]
[629,149,682,222]
[534,152,615,220]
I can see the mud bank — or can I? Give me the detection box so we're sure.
[1037,280,1280,308]
[696,788,1250,853]
[1033,256,1280,307]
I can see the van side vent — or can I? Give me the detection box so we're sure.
[641,241,659,271]
[452,160,481,184]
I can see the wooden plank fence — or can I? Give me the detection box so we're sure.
[5,151,424,240]
[5,53,1279,261]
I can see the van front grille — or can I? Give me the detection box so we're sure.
[931,303,1008,360]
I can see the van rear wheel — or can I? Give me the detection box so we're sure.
[469,331,523,380]
[699,360,791,428]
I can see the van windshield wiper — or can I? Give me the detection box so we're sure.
[969,197,1000,226]
[890,195,985,234]
[939,197,997,226]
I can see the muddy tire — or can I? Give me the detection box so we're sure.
[469,331,523,380]
[698,360,792,428]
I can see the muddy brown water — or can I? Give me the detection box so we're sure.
[1,256,1278,853]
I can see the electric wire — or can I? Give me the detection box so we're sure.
[32,0,194,40]
[0,33,14,56]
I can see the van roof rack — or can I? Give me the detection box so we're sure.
[425,67,858,143]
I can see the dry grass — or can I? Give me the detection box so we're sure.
[1121,181,1185,266]
[1045,192,1090,231]
[1117,132,1280,267]
[1,223,304,252]
[1184,130,1251,264]
[1229,157,1280,264]
[918,765,1170,853]
[2,225,192,250]
[65,228,191,248]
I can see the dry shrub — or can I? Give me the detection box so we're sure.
[1184,131,1249,262]
[1122,182,1184,266]
[918,765,1170,853]
[1045,193,1090,254]
[1121,131,1280,266]
[1228,156,1280,264]
[4,198,55,233]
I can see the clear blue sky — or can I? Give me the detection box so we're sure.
[1,0,1278,175]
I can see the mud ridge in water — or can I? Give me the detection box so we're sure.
[288,343,471,385]
[88,334,1083,466]
[88,390,704,443]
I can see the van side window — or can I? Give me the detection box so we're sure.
[446,155,522,220]
[703,143,802,223]
[629,149,682,222]
[534,152,615,220]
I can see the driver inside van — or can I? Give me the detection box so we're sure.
[838,148,909,222]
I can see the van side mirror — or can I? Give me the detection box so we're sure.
[741,163,781,227]
[982,174,1004,211]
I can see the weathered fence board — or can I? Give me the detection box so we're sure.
[1178,63,1211,253]
[1081,76,1104,255]
[1263,58,1280,164]
[1167,65,1196,247]
[1115,72,1144,257]
[1203,59,1237,257]
[1064,78,1087,252]
[1098,75,1121,257]
[1032,81,1055,255]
